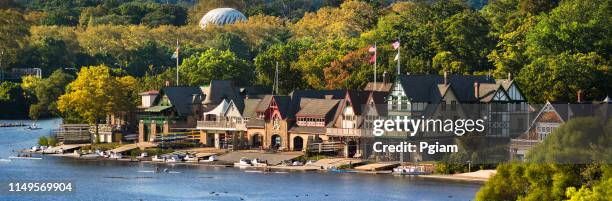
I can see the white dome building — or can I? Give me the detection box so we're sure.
[199,8,247,29]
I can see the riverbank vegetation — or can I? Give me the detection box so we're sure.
[1,0,610,119]
[475,117,612,200]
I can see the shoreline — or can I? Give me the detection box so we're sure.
[22,150,492,184]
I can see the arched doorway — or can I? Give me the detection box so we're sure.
[271,134,281,149]
[293,136,303,151]
[252,133,262,147]
[347,140,357,158]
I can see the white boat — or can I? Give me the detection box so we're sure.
[166,155,180,163]
[201,154,218,162]
[26,123,42,130]
[184,154,199,162]
[9,156,42,160]
[234,157,252,167]
[31,146,41,152]
[152,155,165,162]
[109,152,122,159]
[137,152,148,159]
[252,158,267,167]
[392,166,431,175]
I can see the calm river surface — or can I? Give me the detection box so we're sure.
[0,119,481,201]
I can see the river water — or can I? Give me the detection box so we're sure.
[0,119,481,201]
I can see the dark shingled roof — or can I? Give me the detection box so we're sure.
[159,86,203,117]
[287,90,345,119]
[397,75,496,102]
[346,90,370,115]
[296,98,340,117]
[202,80,244,112]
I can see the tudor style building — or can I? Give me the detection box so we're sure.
[385,73,529,138]
[509,95,611,160]
[137,86,203,143]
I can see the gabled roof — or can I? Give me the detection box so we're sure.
[287,90,345,119]
[201,80,244,112]
[395,75,505,103]
[272,96,291,119]
[243,99,261,117]
[345,91,370,115]
[296,98,340,117]
[364,82,392,92]
[159,86,203,116]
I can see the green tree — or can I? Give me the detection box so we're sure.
[38,136,48,146]
[180,48,253,86]
[516,52,610,103]
[526,117,612,163]
[253,39,313,94]
[0,81,28,118]
[22,69,74,119]
[0,9,29,70]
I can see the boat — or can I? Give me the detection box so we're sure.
[109,152,122,159]
[202,154,218,162]
[392,166,431,175]
[184,154,199,162]
[9,156,42,160]
[234,157,252,167]
[252,158,267,167]
[26,123,42,130]
[152,155,165,162]
[329,168,356,173]
[166,155,181,163]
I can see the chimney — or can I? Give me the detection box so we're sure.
[383,71,388,83]
[165,80,171,87]
[577,90,583,103]
[444,71,448,85]
[507,72,512,80]
[474,82,480,99]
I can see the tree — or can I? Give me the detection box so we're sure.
[0,81,28,118]
[435,11,495,72]
[21,69,74,119]
[516,52,610,103]
[525,0,610,59]
[323,47,372,89]
[0,9,29,70]
[526,117,612,163]
[291,0,376,40]
[58,65,138,139]
[253,39,313,94]
[180,48,253,86]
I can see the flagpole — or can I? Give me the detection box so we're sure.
[374,42,377,85]
[397,38,401,75]
[176,39,179,86]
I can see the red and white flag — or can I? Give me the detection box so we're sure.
[368,45,376,53]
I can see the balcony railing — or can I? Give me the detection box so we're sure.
[197,120,246,131]
[326,128,369,137]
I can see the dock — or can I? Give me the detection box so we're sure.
[354,162,399,171]
[43,144,89,154]
[306,158,364,169]
[109,142,157,153]
[217,151,303,165]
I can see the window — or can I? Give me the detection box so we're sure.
[451,101,457,111]
[441,102,447,111]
